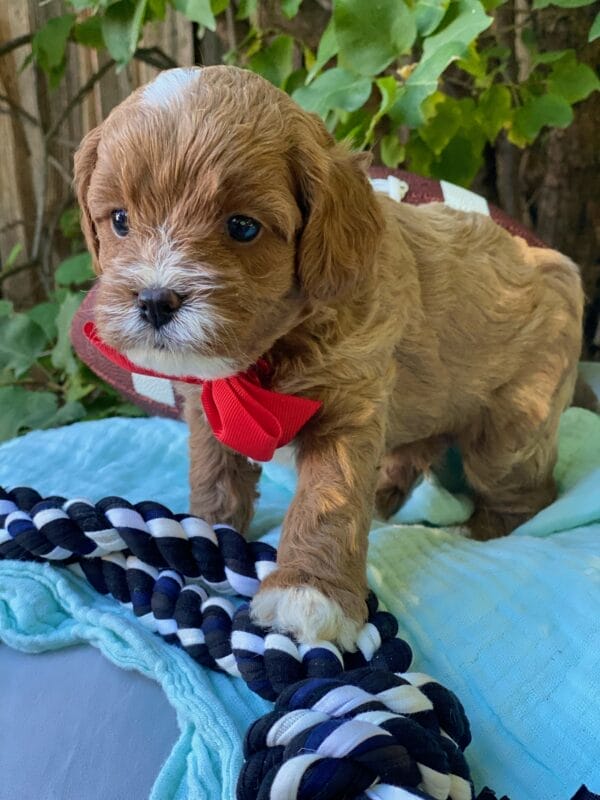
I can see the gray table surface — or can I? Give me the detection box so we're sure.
[0,644,179,800]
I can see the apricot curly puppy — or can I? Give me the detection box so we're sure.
[74,66,584,650]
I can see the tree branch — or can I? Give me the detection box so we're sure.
[0,34,33,60]
[48,154,74,188]
[0,93,41,128]
[0,259,40,285]
[134,46,179,70]
[225,5,238,52]
[45,58,116,142]
[31,156,47,264]
[42,194,75,283]
[44,47,179,143]
[0,220,25,235]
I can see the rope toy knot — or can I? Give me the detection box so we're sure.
[239,669,473,799]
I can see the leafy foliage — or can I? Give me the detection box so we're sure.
[30,0,599,172]
[3,0,598,440]
[32,13,76,87]
[0,239,144,444]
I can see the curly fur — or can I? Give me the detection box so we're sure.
[74,66,585,646]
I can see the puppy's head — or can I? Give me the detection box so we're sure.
[74,66,382,379]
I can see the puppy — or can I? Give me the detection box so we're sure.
[74,66,584,650]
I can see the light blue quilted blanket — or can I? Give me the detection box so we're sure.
[0,380,599,800]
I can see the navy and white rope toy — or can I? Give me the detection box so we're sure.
[0,486,410,699]
[239,668,474,800]
[10,484,590,800]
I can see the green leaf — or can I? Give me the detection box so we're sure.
[0,387,58,442]
[391,0,492,126]
[335,107,372,145]
[0,313,47,377]
[406,134,435,175]
[53,287,70,304]
[64,371,95,403]
[211,0,229,12]
[102,0,149,64]
[0,300,13,317]
[51,293,84,377]
[281,0,302,18]
[548,53,600,104]
[361,75,399,145]
[306,17,338,83]
[456,41,492,86]
[149,0,168,16]
[32,13,76,86]
[48,400,86,428]
[26,302,59,343]
[59,207,84,240]
[430,133,484,185]
[418,93,463,154]
[55,252,95,286]
[248,35,295,88]
[534,0,596,8]
[380,133,406,167]
[589,11,600,41]
[32,14,76,72]
[173,0,217,28]
[477,83,512,141]
[0,386,86,442]
[73,15,105,49]
[512,93,573,143]
[235,0,257,20]
[292,67,372,117]
[334,0,416,77]
[284,67,309,94]
[415,0,450,35]
[83,393,146,420]
[527,48,569,69]
[4,243,23,270]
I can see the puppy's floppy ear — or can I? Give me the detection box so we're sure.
[291,114,383,302]
[73,125,103,273]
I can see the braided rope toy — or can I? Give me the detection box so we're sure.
[2,483,573,800]
[0,486,410,699]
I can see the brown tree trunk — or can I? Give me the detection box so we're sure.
[494,1,600,355]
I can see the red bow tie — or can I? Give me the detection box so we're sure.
[83,322,321,462]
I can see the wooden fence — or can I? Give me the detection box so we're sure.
[0,1,194,305]
[0,0,598,353]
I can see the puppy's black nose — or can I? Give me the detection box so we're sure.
[137,287,183,329]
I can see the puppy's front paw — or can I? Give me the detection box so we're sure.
[250,578,365,651]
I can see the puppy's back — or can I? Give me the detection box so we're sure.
[383,198,584,401]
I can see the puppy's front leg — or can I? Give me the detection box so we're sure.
[251,409,385,650]
[183,391,261,533]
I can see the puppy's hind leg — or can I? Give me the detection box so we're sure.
[375,436,449,520]
[459,369,576,540]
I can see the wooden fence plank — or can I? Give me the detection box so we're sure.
[0,2,194,306]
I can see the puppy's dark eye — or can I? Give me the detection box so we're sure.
[111,209,129,237]
[227,215,261,242]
